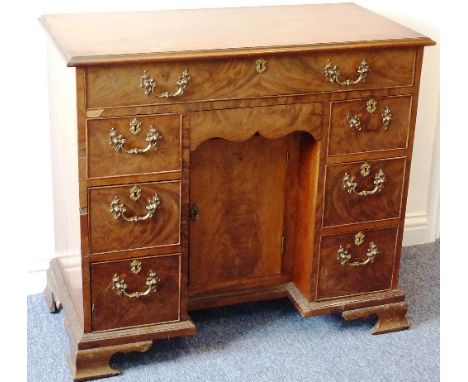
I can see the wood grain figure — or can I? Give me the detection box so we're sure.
[317,227,399,300]
[189,135,288,295]
[84,49,416,109]
[91,254,181,331]
[88,181,181,254]
[328,95,412,156]
[323,157,406,227]
[189,103,322,150]
[87,113,181,179]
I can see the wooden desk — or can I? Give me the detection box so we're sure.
[41,4,435,380]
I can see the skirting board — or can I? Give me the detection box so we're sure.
[27,214,438,295]
[402,212,435,247]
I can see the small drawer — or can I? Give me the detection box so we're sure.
[91,254,181,331]
[328,96,412,156]
[323,158,405,227]
[87,114,181,179]
[317,227,398,300]
[85,48,416,108]
[89,181,180,254]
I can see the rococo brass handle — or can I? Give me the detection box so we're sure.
[112,270,160,298]
[324,59,369,86]
[343,162,385,196]
[337,241,379,267]
[108,125,162,155]
[110,193,161,222]
[346,99,393,132]
[139,69,191,97]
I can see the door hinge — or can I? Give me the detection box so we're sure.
[285,151,289,169]
[281,235,285,256]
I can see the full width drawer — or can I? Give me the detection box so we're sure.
[317,227,398,300]
[328,95,412,156]
[87,114,181,179]
[89,181,181,254]
[91,254,181,331]
[323,158,406,227]
[85,48,416,108]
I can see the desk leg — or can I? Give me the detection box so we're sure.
[68,341,153,382]
[44,264,62,313]
[342,302,410,335]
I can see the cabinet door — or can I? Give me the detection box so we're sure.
[189,135,288,295]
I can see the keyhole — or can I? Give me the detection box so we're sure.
[190,204,200,221]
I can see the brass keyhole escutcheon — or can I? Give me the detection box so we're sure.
[256,58,267,74]
[190,204,200,221]
[129,185,142,201]
[129,118,142,135]
[130,260,142,274]
[360,162,371,177]
[366,99,377,113]
[354,231,365,246]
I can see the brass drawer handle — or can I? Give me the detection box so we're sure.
[325,59,369,86]
[108,122,162,155]
[337,241,379,267]
[110,193,161,222]
[346,99,393,132]
[140,69,191,97]
[381,107,393,129]
[343,162,385,196]
[112,270,160,298]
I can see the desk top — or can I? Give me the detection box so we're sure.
[40,3,434,66]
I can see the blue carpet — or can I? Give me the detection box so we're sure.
[28,241,439,382]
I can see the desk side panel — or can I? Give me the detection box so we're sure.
[47,38,84,327]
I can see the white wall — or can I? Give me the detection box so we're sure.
[9,0,439,294]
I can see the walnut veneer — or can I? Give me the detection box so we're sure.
[41,4,434,380]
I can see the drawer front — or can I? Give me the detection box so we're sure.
[85,48,416,108]
[89,181,181,254]
[317,227,398,300]
[328,96,412,156]
[91,254,180,331]
[323,158,405,227]
[87,114,181,178]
